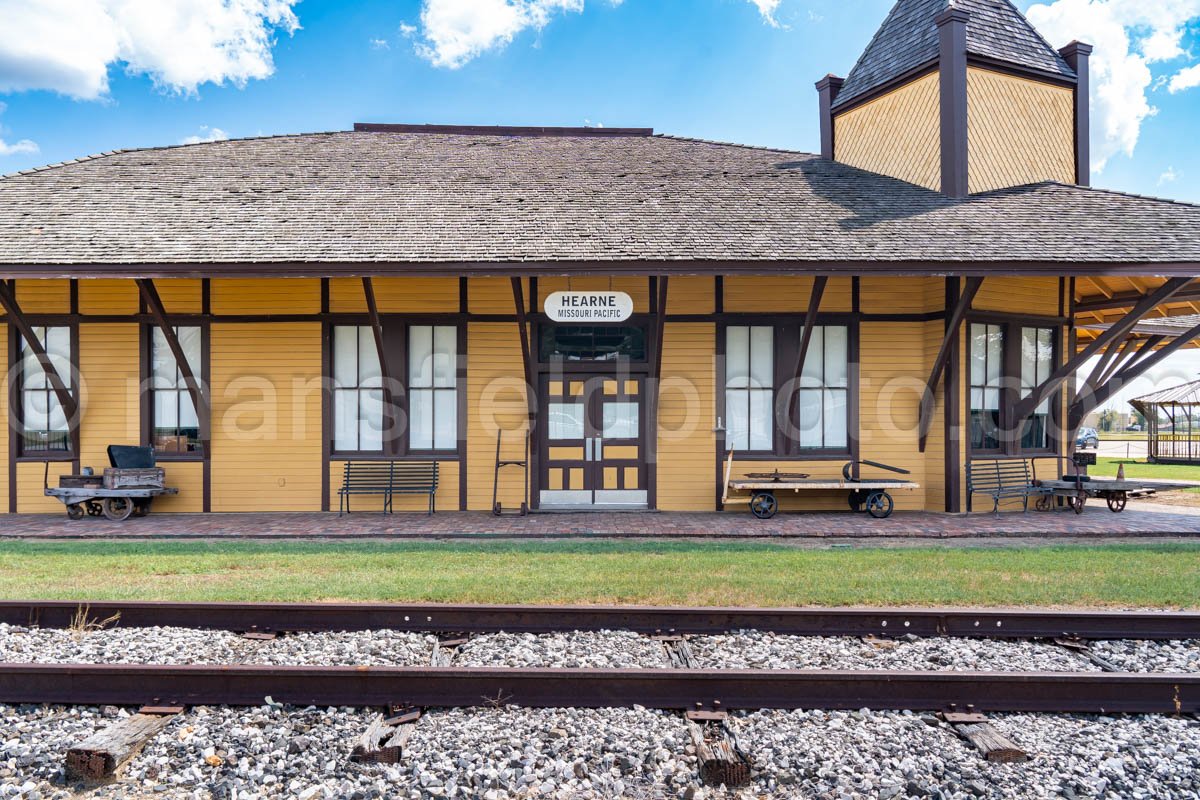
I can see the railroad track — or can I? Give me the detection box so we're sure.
[1,601,1197,791]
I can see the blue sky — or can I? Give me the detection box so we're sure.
[1,0,1199,204]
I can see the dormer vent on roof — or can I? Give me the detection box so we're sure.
[814,0,1090,198]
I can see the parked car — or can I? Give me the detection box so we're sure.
[1076,427,1100,449]
[1126,424,1143,432]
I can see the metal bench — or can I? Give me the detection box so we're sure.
[967,459,1047,513]
[338,461,439,516]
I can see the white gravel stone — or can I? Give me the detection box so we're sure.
[455,631,672,669]
[689,631,1101,672]
[0,623,245,665]
[1091,640,1200,673]
[237,631,436,667]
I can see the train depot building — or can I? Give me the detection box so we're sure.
[1,0,1198,518]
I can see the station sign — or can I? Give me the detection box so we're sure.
[544,291,634,323]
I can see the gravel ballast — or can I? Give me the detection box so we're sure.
[454,631,673,669]
[689,631,1103,672]
[1091,639,1200,673]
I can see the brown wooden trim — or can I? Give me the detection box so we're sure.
[1074,282,1200,313]
[944,278,962,513]
[859,311,944,323]
[320,320,331,512]
[320,278,330,315]
[966,56,1078,89]
[831,63,939,116]
[457,323,468,511]
[851,276,860,314]
[714,276,724,315]
[816,75,844,159]
[785,276,827,435]
[6,314,16,513]
[937,7,970,198]
[1014,277,1191,421]
[1059,42,1092,186]
[7,260,1200,279]
[648,276,669,510]
[919,276,982,451]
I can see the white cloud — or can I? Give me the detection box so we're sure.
[370,38,390,50]
[1025,0,1200,172]
[0,100,37,157]
[1158,166,1179,185]
[412,0,777,68]
[0,0,299,100]
[179,125,229,145]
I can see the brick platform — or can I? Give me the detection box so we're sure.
[2,500,1198,539]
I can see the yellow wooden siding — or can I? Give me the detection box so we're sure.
[974,277,1060,315]
[467,278,529,315]
[155,279,203,314]
[16,280,70,314]
[210,323,322,512]
[79,281,139,315]
[537,277,651,313]
[17,461,75,513]
[656,324,716,511]
[466,323,530,510]
[0,326,6,512]
[858,322,927,511]
[860,277,940,314]
[967,67,1075,194]
[156,461,205,513]
[834,72,941,191]
[723,277,852,313]
[78,325,140,471]
[665,277,715,315]
[329,460,460,512]
[330,278,459,313]
[211,279,320,315]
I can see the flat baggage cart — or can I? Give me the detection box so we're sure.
[721,451,920,520]
[42,446,178,521]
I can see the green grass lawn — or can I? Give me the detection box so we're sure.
[1094,457,1200,494]
[0,540,1197,608]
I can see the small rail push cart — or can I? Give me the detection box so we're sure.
[1032,453,1200,514]
[44,445,178,521]
[722,451,920,520]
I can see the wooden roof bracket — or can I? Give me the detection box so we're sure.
[1085,333,1135,393]
[918,276,983,452]
[1071,326,1200,432]
[0,279,78,423]
[786,276,828,445]
[136,278,210,457]
[360,277,395,386]
[1014,277,1191,424]
[510,278,536,420]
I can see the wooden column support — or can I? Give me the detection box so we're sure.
[136,279,210,456]
[511,278,536,418]
[0,279,78,422]
[919,276,983,452]
[1014,277,1191,423]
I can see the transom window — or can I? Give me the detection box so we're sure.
[724,324,851,454]
[150,326,203,454]
[18,326,73,454]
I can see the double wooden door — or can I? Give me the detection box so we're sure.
[538,374,647,509]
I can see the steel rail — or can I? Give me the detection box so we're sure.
[0,663,1195,715]
[2,601,1198,640]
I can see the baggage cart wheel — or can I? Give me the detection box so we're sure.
[102,497,135,522]
[66,503,85,521]
[1034,494,1053,512]
[86,501,104,517]
[132,499,152,518]
[865,491,894,519]
[1068,494,1087,515]
[1106,491,1127,513]
[847,489,870,512]
[750,492,778,520]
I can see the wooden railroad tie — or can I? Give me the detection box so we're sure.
[65,706,182,783]
[685,712,752,789]
[1053,637,1121,672]
[941,712,1028,764]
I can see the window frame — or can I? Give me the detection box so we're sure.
[141,323,209,462]
[717,316,858,461]
[12,323,79,461]
[966,315,1063,458]
[327,318,465,460]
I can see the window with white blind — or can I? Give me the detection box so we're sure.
[333,326,385,453]
[794,326,849,450]
[19,326,73,454]
[725,326,774,452]
[969,323,1004,451]
[408,325,458,451]
[1020,327,1055,451]
[150,326,203,454]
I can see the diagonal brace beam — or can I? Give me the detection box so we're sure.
[786,277,828,438]
[136,279,209,452]
[0,280,78,422]
[360,278,395,386]
[1072,326,1200,427]
[1015,277,1191,422]
[919,277,983,452]
[511,278,536,418]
